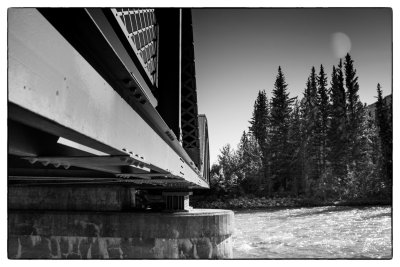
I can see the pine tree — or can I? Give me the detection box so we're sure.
[249,90,269,150]
[238,131,250,162]
[354,108,380,197]
[237,131,252,177]
[327,60,348,193]
[317,65,329,174]
[288,99,303,195]
[301,67,321,195]
[249,90,271,192]
[270,66,294,192]
[344,53,365,169]
[376,83,392,189]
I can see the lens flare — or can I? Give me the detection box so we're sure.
[331,32,352,58]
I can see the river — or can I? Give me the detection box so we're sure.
[232,205,392,259]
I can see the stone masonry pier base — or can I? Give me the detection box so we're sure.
[8,185,234,259]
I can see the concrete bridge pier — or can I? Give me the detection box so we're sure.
[8,185,234,259]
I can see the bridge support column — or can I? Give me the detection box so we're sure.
[162,191,192,211]
[8,185,234,259]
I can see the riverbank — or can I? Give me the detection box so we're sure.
[191,196,391,210]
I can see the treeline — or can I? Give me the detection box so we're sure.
[210,53,392,201]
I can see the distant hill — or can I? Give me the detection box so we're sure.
[365,94,392,120]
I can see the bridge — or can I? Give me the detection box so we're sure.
[8,8,233,259]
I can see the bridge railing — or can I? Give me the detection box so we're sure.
[111,8,158,87]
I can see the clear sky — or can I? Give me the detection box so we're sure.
[192,8,392,165]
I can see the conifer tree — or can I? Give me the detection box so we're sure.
[353,108,380,197]
[249,90,269,151]
[270,66,294,192]
[288,99,303,194]
[237,131,249,172]
[317,65,329,173]
[301,67,321,194]
[327,60,348,191]
[249,90,270,192]
[344,53,365,169]
[376,83,392,188]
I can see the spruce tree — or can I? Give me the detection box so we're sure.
[344,53,365,169]
[354,107,380,197]
[249,90,271,192]
[302,67,321,194]
[288,99,303,195]
[249,90,269,150]
[270,66,294,192]
[327,60,348,193]
[317,65,329,173]
[376,83,392,189]
[237,131,250,178]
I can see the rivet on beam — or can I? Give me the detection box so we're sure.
[62,163,70,170]
[53,162,61,168]
[28,158,38,164]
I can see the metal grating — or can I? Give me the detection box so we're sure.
[111,8,158,86]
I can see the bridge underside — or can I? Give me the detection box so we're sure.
[8,8,209,191]
[7,8,234,259]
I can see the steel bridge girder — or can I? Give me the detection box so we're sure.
[8,8,208,189]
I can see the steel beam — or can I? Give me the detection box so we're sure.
[8,176,198,189]
[154,9,182,141]
[8,9,208,189]
[181,9,201,167]
[22,155,151,174]
[36,8,204,179]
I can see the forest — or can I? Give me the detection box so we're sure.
[195,53,392,209]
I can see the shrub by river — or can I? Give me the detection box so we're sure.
[192,196,390,210]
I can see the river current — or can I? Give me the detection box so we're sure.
[232,206,392,259]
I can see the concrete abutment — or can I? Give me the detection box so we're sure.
[8,185,234,259]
